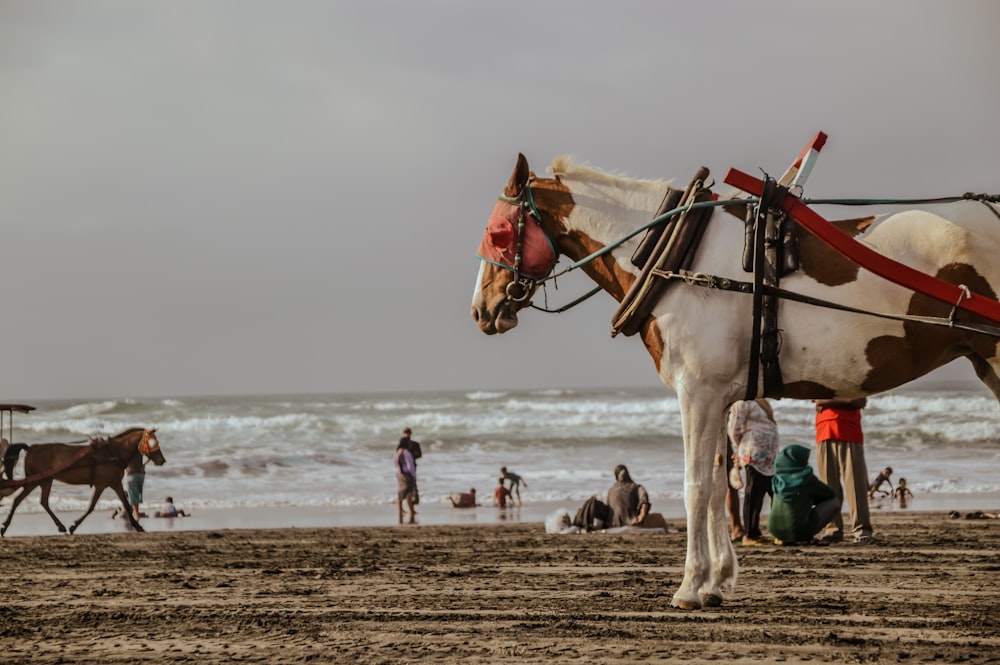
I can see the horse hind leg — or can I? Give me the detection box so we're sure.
[38,481,68,534]
[0,482,39,536]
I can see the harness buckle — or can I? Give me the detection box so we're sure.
[506,277,534,303]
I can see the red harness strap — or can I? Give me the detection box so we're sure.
[725,168,1000,326]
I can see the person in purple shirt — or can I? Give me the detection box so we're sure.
[394,439,418,524]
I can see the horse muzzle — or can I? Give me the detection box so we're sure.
[472,299,519,335]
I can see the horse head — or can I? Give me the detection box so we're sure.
[471,154,559,334]
[140,428,166,466]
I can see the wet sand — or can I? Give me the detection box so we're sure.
[1,511,998,664]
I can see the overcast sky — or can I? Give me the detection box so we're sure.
[1,1,997,400]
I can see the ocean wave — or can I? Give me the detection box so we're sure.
[465,391,507,401]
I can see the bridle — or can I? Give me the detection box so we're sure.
[476,182,559,303]
[138,429,160,456]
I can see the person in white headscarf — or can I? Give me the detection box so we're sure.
[727,399,780,545]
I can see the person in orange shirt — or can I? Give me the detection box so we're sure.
[493,477,513,508]
[814,398,874,544]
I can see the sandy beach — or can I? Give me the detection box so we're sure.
[0,511,997,664]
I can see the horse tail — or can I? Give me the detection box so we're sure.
[2,443,29,480]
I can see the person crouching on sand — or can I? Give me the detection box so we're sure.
[869,466,894,498]
[493,478,513,508]
[768,444,841,545]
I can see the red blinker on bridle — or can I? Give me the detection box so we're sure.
[476,188,558,301]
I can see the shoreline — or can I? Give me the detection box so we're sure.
[4,491,1000,538]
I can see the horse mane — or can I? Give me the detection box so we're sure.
[113,427,146,438]
[550,156,672,189]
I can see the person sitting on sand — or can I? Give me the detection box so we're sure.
[493,478,513,508]
[571,465,664,532]
[768,444,841,545]
[448,488,479,508]
[892,478,913,507]
[606,464,651,528]
[869,466,894,498]
[154,496,189,518]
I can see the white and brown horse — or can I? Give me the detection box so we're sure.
[471,153,1000,609]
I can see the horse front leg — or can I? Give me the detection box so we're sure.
[671,390,738,609]
[69,485,107,535]
[38,481,68,534]
[0,483,38,536]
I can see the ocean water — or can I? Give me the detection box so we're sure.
[3,382,999,526]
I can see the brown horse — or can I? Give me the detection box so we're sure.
[0,428,165,535]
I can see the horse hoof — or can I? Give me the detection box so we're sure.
[700,593,724,608]
[57,526,66,534]
[671,596,702,610]
[69,525,77,535]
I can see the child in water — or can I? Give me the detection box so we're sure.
[892,478,913,508]
[500,467,528,505]
[493,478,513,508]
[869,466,894,498]
[154,496,190,518]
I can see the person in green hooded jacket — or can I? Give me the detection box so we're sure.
[768,444,841,544]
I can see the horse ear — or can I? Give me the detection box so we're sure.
[504,153,531,198]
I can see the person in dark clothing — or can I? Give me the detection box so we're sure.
[768,444,841,545]
[400,428,422,463]
[892,478,914,507]
[869,466,894,498]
